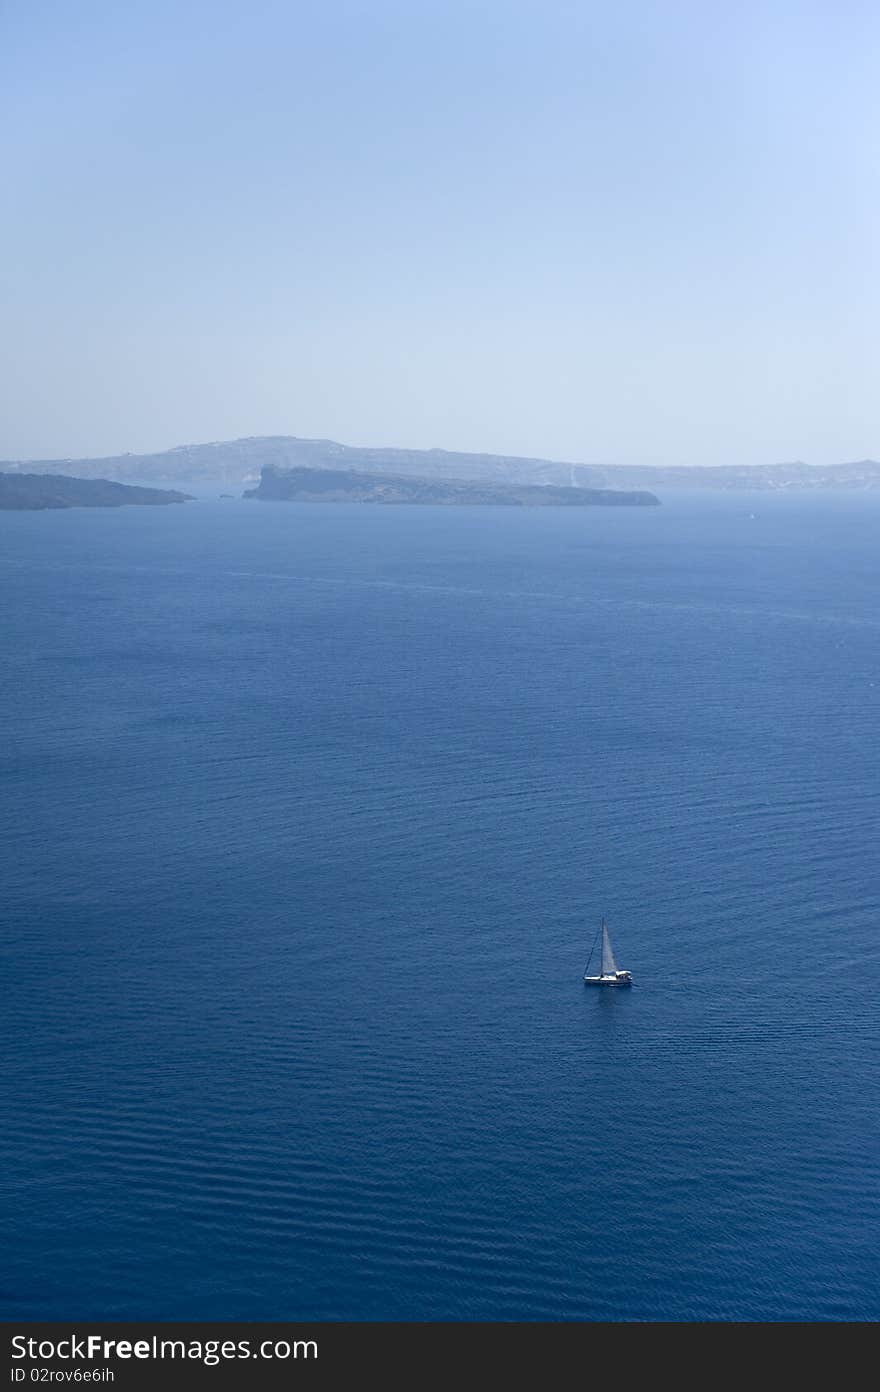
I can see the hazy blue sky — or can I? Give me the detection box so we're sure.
[2,1,878,466]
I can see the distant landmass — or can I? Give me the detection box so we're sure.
[0,472,193,511]
[245,464,659,508]
[2,437,880,491]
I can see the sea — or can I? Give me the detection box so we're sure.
[1,491,878,1321]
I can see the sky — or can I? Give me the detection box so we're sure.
[1,0,878,467]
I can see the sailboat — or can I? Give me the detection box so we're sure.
[583,918,633,987]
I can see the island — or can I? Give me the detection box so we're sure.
[0,472,194,511]
[243,464,660,507]
[5,436,879,492]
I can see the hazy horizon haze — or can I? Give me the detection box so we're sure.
[2,0,878,467]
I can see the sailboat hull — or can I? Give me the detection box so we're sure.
[584,973,632,987]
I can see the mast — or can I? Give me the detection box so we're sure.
[584,918,602,977]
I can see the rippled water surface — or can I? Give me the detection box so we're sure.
[2,492,878,1320]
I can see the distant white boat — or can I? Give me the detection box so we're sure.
[583,918,632,987]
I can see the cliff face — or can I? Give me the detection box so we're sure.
[0,473,193,510]
[0,438,587,489]
[244,465,660,507]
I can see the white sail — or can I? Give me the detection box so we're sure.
[601,924,619,976]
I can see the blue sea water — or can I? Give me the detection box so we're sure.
[1,492,878,1322]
